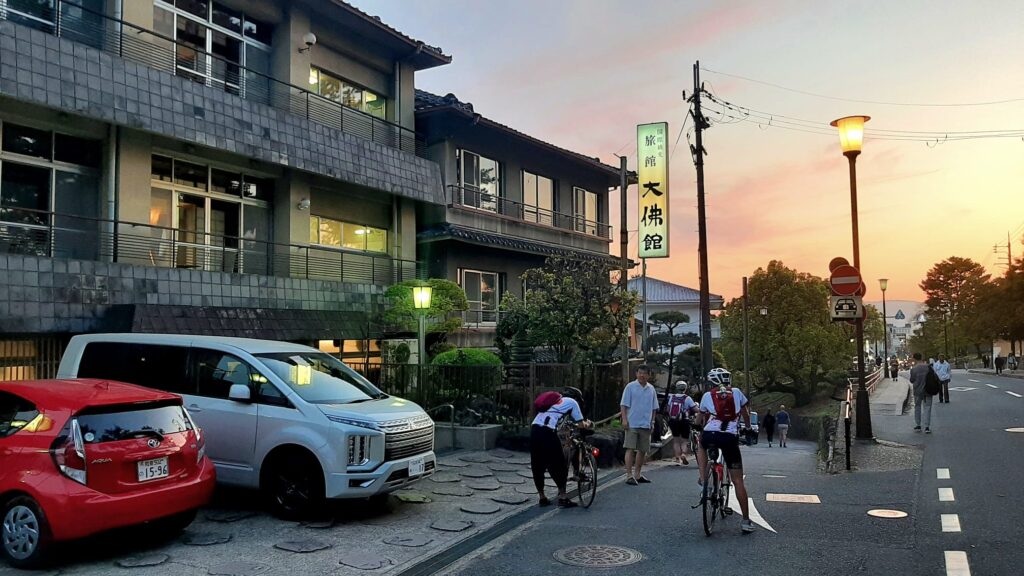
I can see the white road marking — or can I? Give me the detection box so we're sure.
[941,514,962,533]
[944,550,971,576]
[968,379,980,383]
[938,488,955,502]
[1006,427,1024,433]
[986,384,998,389]
[949,387,976,392]
[762,474,787,478]
[937,468,950,480]
[766,493,820,503]
[727,490,776,533]
[1006,391,1023,398]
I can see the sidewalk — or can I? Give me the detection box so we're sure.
[967,368,1024,380]
[869,374,911,415]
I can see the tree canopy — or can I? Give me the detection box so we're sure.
[645,311,699,379]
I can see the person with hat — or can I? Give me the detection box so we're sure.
[665,380,698,465]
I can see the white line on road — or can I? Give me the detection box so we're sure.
[941,514,962,533]
[938,488,956,502]
[987,384,998,389]
[727,490,776,533]
[937,468,950,480]
[968,379,980,382]
[945,551,971,576]
[1006,391,1023,398]
[766,493,821,503]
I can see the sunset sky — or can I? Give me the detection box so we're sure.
[353,0,1024,302]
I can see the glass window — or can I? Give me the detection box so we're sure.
[54,171,100,260]
[54,133,101,168]
[255,352,385,404]
[211,2,242,33]
[193,349,256,400]
[459,150,500,212]
[154,5,175,37]
[314,217,342,247]
[174,160,208,190]
[211,30,242,88]
[211,168,242,195]
[310,216,386,253]
[462,269,500,324]
[6,0,56,30]
[0,163,51,226]
[364,227,387,253]
[77,343,193,395]
[0,391,39,438]
[77,404,192,444]
[174,0,209,19]
[3,124,52,160]
[152,155,173,182]
[342,223,364,251]
[243,175,273,201]
[176,17,208,75]
[309,67,385,117]
[574,187,598,235]
[242,14,273,45]
[523,171,553,225]
[364,92,385,119]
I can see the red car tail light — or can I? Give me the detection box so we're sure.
[50,418,87,485]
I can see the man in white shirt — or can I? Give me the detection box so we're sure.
[697,368,755,534]
[620,365,659,485]
[934,355,952,404]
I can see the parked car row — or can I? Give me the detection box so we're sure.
[2,335,436,568]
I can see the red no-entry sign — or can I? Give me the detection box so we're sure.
[830,264,862,296]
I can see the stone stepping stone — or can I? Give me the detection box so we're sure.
[495,475,526,485]
[206,510,256,523]
[440,460,470,468]
[515,470,534,479]
[181,532,233,546]
[491,494,530,505]
[515,485,540,495]
[384,535,433,548]
[207,561,269,576]
[394,492,432,503]
[466,481,501,491]
[339,553,393,571]
[508,457,531,465]
[428,473,461,483]
[487,464,520,473]
[431,486,474,497]
[273,540,331,554]
[430,520,475,532]
[461,502,502,515]
[458,454,492,464]
[491,450,517,459]
[116,554,169,568]
[460,469,494,479]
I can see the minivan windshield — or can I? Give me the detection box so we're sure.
[255,352,386,404]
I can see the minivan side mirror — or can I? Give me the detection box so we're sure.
[228,384,252,403]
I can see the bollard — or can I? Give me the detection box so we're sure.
[844,416,852,471]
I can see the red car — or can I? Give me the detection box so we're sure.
[1,379,215,568]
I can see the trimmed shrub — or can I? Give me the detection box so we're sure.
[432,348,502,366]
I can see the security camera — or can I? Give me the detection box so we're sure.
[297,198,311,211]
[299,32,317,53]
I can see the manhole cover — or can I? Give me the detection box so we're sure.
[1006,427,1024,433]
[868,509,908,519]
[553,545,644,568]
[116,553,170,568]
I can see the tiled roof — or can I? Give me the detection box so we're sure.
[418,223,619,264]
[415,90,624,179]
[627,277,724,305]
[330,1,450,67]
[118,305,378,341]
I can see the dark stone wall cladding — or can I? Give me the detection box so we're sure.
[0,21,444,204]
[0,254,385,334]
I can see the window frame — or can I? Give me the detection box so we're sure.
[457,149,502,213]
[572,186,599,236]
[521,169,554,226]
[308,66,388,120]
[308,214,389,255]
[459,268,501,325]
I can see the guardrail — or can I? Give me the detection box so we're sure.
[449,185,612,240]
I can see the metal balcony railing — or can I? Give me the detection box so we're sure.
[0,207,420,286]
[1,0,421,155]
[449,185,612,240]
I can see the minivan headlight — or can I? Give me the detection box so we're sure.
[327,415,379,431]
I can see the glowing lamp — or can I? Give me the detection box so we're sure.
[830,115,870,156]
[879,278,888,292]
[412,285,433,310]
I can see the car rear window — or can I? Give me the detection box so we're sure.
[77,403,193,444]
[78,343,192,395]
[0,391,39,438]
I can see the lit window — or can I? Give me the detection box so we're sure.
[309,67,387,119]
[309,215,388,253]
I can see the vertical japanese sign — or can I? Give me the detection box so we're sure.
[637,122,669,258]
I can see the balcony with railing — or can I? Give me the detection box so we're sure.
[0,0,420,155]
[448,185,612,242]
[0,207,418,286]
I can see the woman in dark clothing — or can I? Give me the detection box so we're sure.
[763,410,777,447]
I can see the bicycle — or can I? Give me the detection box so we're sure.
[567,425,599,508]
[692,440,733,536]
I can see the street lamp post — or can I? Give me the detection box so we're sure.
[831,115,873,439]
[412,285,433,368]
[880,278,889,377]
[742,277,750,398]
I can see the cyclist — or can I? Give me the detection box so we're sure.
[665,380,698,465]
[696,368,755,534]
[531,386,592,508]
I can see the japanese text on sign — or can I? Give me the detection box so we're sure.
[637,122,669,258]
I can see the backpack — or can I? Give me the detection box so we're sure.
[534,391,562,413]
[710,386,739,431]
[667,394,690,420]
[925,367,941,395]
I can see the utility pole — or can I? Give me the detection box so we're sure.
[619,155,630,385]
[691,61,713,380]
[642,258,649,359]
[742,276,750,397]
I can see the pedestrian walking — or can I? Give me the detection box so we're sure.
[890,356,900,381]
[620,365,659,485]
[762,409,776,447]
[665,380,698,465]
[775,405,791,447]
[1009,353,1018,371]
[909,352,937,433]
[934,354,952,403]
[996,355,1006,375]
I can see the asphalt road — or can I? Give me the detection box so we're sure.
[438,370,1024,576]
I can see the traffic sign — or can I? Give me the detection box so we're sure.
[828,257,850,273]
[855,282,867,297]
[831,295,863,320]
[830,265,862,296]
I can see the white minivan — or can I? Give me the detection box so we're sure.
[57,334,436,518]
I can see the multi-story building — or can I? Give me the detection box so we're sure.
[0,0,451,377]
[414,91,622,347]
[628,276,724,343]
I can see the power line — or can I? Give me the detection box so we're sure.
[701,66,1024,108]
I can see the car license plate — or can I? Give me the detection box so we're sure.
[408,456,425,477]
[137,457,169,482]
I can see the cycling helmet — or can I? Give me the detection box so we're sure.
[674,380,688,392]
[707,368,732,387]
[563,386,584,402]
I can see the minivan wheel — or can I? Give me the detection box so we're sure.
[264,451,326,520]
[1,496,52,569]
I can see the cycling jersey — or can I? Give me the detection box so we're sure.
[699,388,748,435]
[532,397,584,429]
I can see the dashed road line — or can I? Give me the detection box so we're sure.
[968,379,980,383]
[941,514,962,533]
[938,487,955,502]
[1006,391,1023,398]
[937,468,950,480]
[944,550,971,576]
[986,384,998,389]
[766,493,820,504]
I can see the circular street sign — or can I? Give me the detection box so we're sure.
[855,282,867,297]
[829,257,850,273]
[830,264,863,296]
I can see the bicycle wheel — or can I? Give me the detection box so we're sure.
[575,450,597,508]
[702,465,718,536]
[720,469,732,519]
